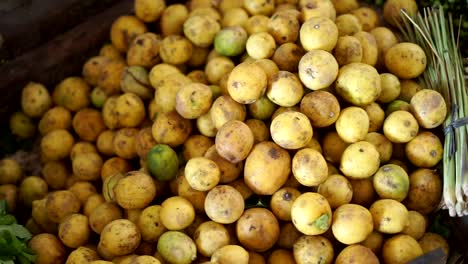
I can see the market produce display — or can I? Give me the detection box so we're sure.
[397,6,468,218]
[365,0,468,57]
[1,0,464,263]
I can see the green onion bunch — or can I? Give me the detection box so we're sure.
[419,0,468,57]
[363,0,468,56]
[398,7,468,217]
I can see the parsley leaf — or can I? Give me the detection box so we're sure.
[0,200,35,264]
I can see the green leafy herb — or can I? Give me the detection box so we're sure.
[0,200,35,264]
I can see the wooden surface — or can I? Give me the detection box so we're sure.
[0,0,133,122]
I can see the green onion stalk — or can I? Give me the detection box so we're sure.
[398,8,468,217]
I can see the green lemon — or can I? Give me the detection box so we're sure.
[147,144,179,181]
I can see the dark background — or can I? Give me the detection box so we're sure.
[0,0,131,122]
